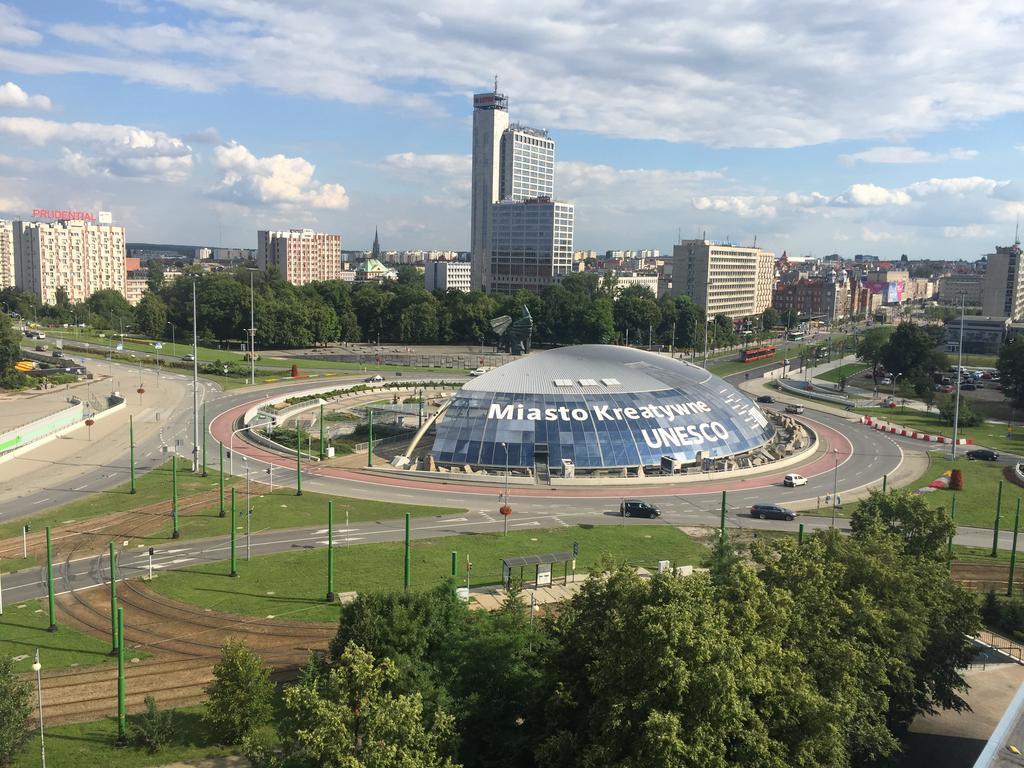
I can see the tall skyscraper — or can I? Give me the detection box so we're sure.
[14,217,127,304]
[470,85,509,291]
[256,229,341,285]
[672,239,775,319]
[982,241,1024,319]
[470,83,575,294]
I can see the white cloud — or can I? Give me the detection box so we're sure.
[839,146,977,164]
[210,140,349,210]
[692,195,777,218]
[0,4,41,46]
[0,82,51,110]
[184,126,220,144]
[904,176,1004,197]
[4,1,1022,148]
[943,224,992,238]
[862,228,900,242]
[0,116,192,180]
[841,184,912,206]
[383,152,470,176]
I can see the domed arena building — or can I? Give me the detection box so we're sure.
[430,345,777,477]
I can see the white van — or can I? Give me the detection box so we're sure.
[783,474,807,487]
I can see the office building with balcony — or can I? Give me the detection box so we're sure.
[671,239,775,319]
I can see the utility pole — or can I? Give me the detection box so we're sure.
[218,441,225,517]
[295,425,303,496]
[129,416,136,494]
[116,607,126,744]
[951,293,966,460]
[248,268,257,386]
[1010,500,1021,597]
[109,542,118,655]
[326,501,335,602]
[191,278,200,473]
[171,454,180,539]
[201,401,207,477]
[404,512,411,592]
[230,488,237,577]
[45,527,56,632]
[319,402,325,460]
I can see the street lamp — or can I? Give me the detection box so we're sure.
[500,442,511,536]
[190,277,200,473]
[951,293,966,460]
[167,322,176,357]
[246,268,258,386]
[243,457,251,561]
[831,448,840,528]
[32,648,46,768]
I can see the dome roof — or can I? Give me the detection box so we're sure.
[433,345,775,472]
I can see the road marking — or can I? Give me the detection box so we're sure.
[32,497,51,505]
[317,537,364,545]
[510,521,540,528]
[72,484,89,491]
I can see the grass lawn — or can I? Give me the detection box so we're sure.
[854,406,1024,455]
[709,352,784,378]
[12,706,234,768]
[0,599,149,674]
[902,454,1014,529]
[148,525,708,623]
[817,362,868,384]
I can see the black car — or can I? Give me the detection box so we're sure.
[756,395,775,404]
[960,382,977,391]
[966,449,1000,461]
[620,500,661,518]
[784,404,804,414]
[750,503,797,521]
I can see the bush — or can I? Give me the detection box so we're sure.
[128,695,173,753]
[0,656,31,767]
[205,640,273,744]
[937,394,983,427]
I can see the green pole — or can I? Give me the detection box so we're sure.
[116,606,126,744]
[451,551,457,578]
[45,526,56,632]
[798,523,804,544]
[1010,500,1021,597]
[109,542,118,654]
[218,441,225,517]
[404,512,411,591]
[326,501,335,602]
[319,403,326,460]
[201,401,208,477]
[367,409,374,468]
[129,415,136,494]
[882,474,887,493]
[993,480,1004,557]
[171,455,180,539]
[230,488,238,577]
[719,490,727,544]
[295,425,303,496]
[947,496,957,570]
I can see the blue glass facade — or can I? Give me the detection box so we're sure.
[433,386,774,471]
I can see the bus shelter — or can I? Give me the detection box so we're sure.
[502,552,574,589]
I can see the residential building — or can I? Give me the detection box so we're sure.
[425,258,472,293]
[0,220,13,291]
[13,218,127,305]
[598,269,660,297]
[194,247,212,260]
[982,242,1024,320]
[470,86,510,291]
[488,198,575,294]
[937,274,983,306]
[772,275,849,322]
[671,239,775,318]
[125,269,148,306]
[256,229,341,285]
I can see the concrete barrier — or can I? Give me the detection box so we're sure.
[775,377,853,406]
[860,415,971,445]
[0,401,84,460]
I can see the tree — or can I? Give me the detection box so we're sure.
[84,288,133,331]
[998,336,1024,408]
[205,639,274,744]
[134,292,168,340]
[761,306,781,331]
[308,303,341,347]
[0,655,31,767]
[857,326,892,381]
[937,393,982,427]
[613,285,661,345]
[0,312,26,389]
[881,322,945,380]
[146,260,165,295]
[260,643,460,768]
[849,489,956,560]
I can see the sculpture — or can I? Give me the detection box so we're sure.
[490,305,533,355]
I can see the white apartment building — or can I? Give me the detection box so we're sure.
[256,229,341,285]
[425,259,472,293]
[598,270,660,297]
[499,124,554,201]
[14,219,127,305]
[0,220,13,291]
[671,239,775,318]
[982,243,1024,320]
[489,198,574,294]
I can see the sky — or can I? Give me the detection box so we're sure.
[0,0,1023,260]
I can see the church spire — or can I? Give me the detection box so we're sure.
[371,227,381,260]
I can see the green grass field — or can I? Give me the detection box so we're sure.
[0,599,149,674]
[817,362,868,384]
[12,706,233,768]
[901,455,1014,529]
[148,525,708,623]
[855,406,1023,454]
[709,352,783,377]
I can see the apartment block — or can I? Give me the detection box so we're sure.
[256,229,341,285]
[0,220,13,291]
[671,239,775,318]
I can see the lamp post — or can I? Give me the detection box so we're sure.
[500,442,511,536]
[167,322,176,357]
[247,267,258,386]
[191,278,200,473]
[951,293,966,460]
[32,649,46,768]
[243,457,251,561]
[831,448,840,528]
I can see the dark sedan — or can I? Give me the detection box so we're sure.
[966,449,999,461]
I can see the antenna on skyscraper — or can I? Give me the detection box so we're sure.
[1016,213,1020,246]
[494,74,499,93]
[753,234,758,248]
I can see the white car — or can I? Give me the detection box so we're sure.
[365,374,384,383]
[880,377,892,385]
[470,366,490,377]
[783,473,808,487]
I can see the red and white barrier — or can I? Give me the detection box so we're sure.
[860,415,971,445]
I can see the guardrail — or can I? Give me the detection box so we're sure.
[774,377,853,406]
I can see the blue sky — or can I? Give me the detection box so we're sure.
[0,0,1022,260]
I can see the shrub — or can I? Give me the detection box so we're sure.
[0,656,31,768]
[205,640,273,744]
[950,469,964,491]
[128,696,173,753]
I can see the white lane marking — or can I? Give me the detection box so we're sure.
[72,484,89,491]
[32,498,51,505]
[509,521,540,527]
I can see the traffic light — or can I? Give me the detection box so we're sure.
[148,547,154,556]
[572,541,579,557]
